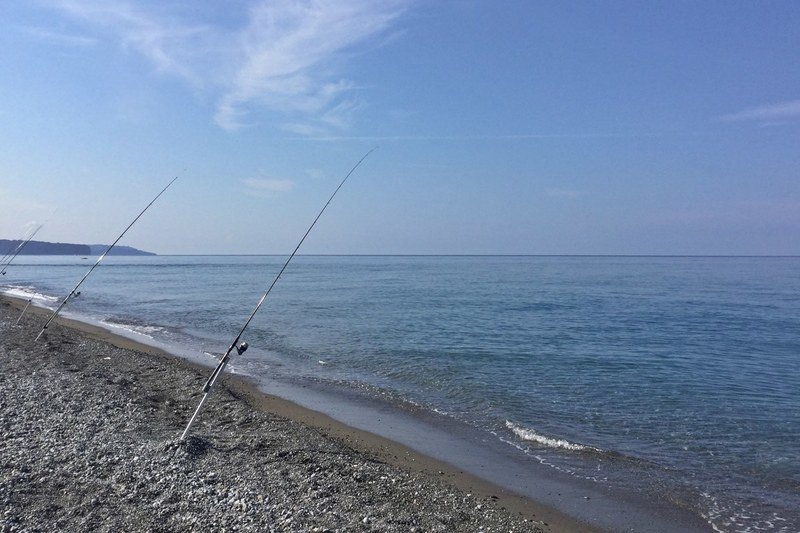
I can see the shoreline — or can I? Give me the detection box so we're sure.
[2,255,792,532]
[0,294,594,532]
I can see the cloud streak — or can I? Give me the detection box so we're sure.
[721,100,800,122]
[22,25,98,47]
[45,0,409,132]
[273,132,668,142]
[241,178,294,196]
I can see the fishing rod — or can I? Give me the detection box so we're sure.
[180,148,376,440]
[2,209,57,272]
[0,225,31,265]
[15,299,32,325]
[0,232,24,266]
[34,177,178,342]
[1,224,44,275]
[5,227,39,325]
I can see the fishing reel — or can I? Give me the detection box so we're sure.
[236,342,248,355]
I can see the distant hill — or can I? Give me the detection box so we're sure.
[88,245,156,256]
[0,240,155,256]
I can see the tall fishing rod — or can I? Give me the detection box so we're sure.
[180,148,376,440]
[1,224,44,275]
[34,177,178,342]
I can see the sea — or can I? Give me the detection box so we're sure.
[2,255,798,532]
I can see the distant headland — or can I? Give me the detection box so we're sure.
[0,240,155,256]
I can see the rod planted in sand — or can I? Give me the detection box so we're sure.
[16,299,32,325]
[1,224,44,275]
[34,177,178,342]
[180,148,376,440]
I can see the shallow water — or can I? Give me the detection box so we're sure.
[3,255,799,532]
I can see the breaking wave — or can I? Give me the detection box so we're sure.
[1,285,58,303]
[505,420,595,452]
[101,318,166,340]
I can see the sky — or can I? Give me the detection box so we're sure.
[1,0,799,255]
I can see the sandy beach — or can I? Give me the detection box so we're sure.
[0,296,596,532]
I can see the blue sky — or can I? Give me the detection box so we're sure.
[1,0,798,254]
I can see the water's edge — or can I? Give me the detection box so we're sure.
[1,291,711,532]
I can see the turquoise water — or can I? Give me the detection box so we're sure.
[3,255,799,532]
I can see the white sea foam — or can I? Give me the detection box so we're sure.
[699,492,791,533]
[1,285,58,303]
[493,429,608,482]
[100,320,165,340]
[505,420,591,452]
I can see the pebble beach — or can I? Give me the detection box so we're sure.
[0,297,587,532]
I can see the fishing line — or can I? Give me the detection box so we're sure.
[1,224,43,275]
[34,177,178,342]
[2,208,58,274]
[180,148,376,440]
[0,224,34,265]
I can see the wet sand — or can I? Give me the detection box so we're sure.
[0,296,596,532]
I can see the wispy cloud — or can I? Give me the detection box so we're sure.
[274,132,670,141]
[47,0,209,85]
[215,0,405,130]
[45,0,410,132]
[721,100,800,122]
[304,168,325,180]
[22,26,98,47]
[241,178,294,196]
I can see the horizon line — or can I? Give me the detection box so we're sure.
[126,253,800,258]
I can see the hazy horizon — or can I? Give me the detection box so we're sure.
[3,237,800,258]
